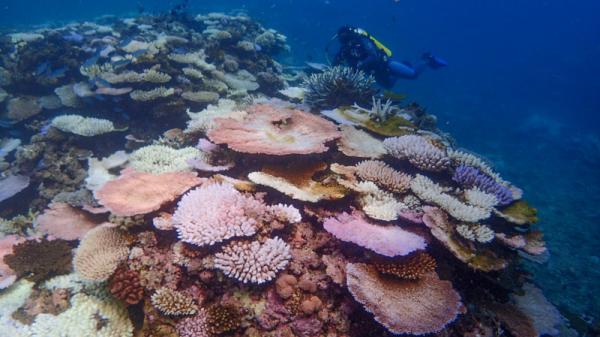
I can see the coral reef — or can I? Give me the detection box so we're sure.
[151,287,198,316]
[452,165,513,205]
[73,224,130,281]
[108,266,144,305]
[374,251,437,280]
[384,135,450,172]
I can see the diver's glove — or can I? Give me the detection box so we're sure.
[422,52,448,69]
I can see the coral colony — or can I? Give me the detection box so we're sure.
[0,11,569,337]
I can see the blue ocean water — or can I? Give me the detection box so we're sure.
[1,0,599,331]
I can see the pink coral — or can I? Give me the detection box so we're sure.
[176,309,210,337]
[208,104,341,155]
[35,202,101,240]
[173,182,299,247]
[323,210,426,257]
[96,168,203,216]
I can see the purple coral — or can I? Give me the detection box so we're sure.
[452,165,513,205]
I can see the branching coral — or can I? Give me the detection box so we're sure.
[303,66,376,109]
[411,174,491,222]
[176,309,210,337]
[374,251,437,280]
[4,238,72,283]
[384,135,450,172]
[456,223,495,243]
[151,287,198,316]
[213,237,291,284]
[51,115,118,136]
[453,165,513,205]
[173,182,300,247]
[323,210,426,257]
[73,224,130,281]
[346,263,463,336]
[208,104,341,155]
[355,160,412,193]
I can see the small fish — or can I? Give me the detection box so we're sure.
[48,67,67,79]
[172,47,188,54]
[305,62,329,72]
[111,59,131,69]
[131,49,148,58]
[82,54,100,68]
[254,43,262,52]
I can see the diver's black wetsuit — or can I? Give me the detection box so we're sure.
[333,27,444,88]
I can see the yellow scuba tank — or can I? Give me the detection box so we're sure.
[352,28,392,57]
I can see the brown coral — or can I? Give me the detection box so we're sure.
[151,287,198,316]
[374,251,437,280]
[355,160,412,193]
[109,266,144,305]
[4,238,72,283]
[206,304,241,335]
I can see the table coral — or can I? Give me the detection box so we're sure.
[208,103,341,155]
[346,263,463,336]
[323,210,426,257]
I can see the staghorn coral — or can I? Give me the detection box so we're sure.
[108,266,144,305]
[323,210,426,257]
[384,135,450,172]
[355,160,412,193]
[151,287,198,316]
[213,237,291,284]
[73,224,130,281]
[129,145,200,174]
[4,238,72,283]
[95,168,203,216]
[411,174,491,222]
[346,263,463,336]
[452,165,513,205]
[51,115,118,136]
[206,305,241,334]
[173,182,299,247]
[208,103,341,155]
[374,251,437,280]
[303,66,376,109]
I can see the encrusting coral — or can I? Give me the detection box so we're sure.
[3,238,72,283]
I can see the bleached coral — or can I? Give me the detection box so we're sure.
[51,115,118,136]
[384,135,450,172]
[129,145,200,174]
[168,50,216,72]
[85,151,129,192]
[151,287,198,316]
[101,69,171,84]
[337,125,387,159]
[29,293,133,337]
[173,183,299,247]
[464,188,498,209]
[129,87,175,101]
[213,237,291,284]
[181,90,219,103]
[456,224,495,243]
[185,99,246,134]
[411,175,490,222]
[338,179,407,221]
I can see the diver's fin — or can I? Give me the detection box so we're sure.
[422,52,448,69]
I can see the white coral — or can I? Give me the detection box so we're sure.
[411,175,490,222]
[129,145,200,174]
[383,135,450,172]
[464,188,498,209]
[213,237,291,284]
[51,115,117,136]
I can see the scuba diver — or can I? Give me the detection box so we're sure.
[330,26,447,88]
